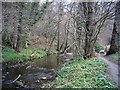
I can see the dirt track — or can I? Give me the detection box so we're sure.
[98,54,120,88]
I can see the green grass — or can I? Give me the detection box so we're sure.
[42,57,116,88]
[108,53,119,62]
[95,42,104,52]
[1,47,47,62]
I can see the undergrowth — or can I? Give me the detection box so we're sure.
[42,57,116,88]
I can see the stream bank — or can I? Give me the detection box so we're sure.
[2,54,64,89]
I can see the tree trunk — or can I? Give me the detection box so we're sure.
[47,30,57,55]
[15,34,21,52]
[83,2,95,59]
[106,2,120,55]
[56,3,62,53]
[106,22,118,55]
[15,3,23,52]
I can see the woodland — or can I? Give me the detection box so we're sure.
[1,0,120,89]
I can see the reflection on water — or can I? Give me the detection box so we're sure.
[33,55,63,69]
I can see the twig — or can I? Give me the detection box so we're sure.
[51,69,63,78]
[11,74,21,83]
[30,51,37,57]
[64,42,76,53]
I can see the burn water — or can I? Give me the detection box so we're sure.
[2,54,64,90]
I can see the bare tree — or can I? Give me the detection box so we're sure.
[106,1,120,55]
[2,2,49,51]
[75,2,115,59]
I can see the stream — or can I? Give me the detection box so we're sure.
[2,54,64,90]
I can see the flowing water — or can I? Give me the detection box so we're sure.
[2,54,64,90]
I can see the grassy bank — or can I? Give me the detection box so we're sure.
[42,57,116,88]
[108,53,119,62]
[1,47,47,62]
